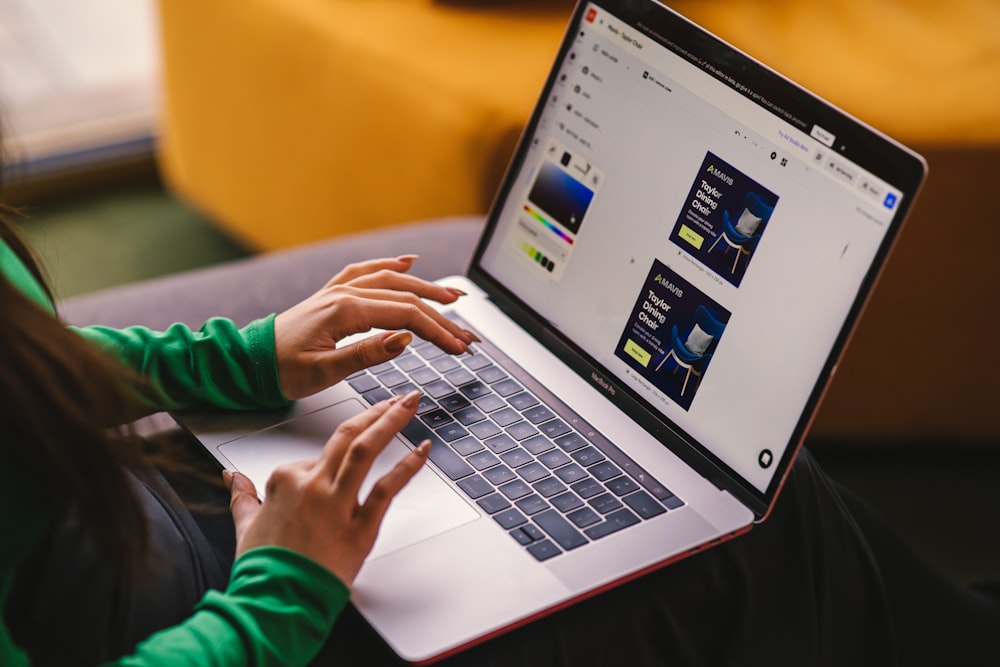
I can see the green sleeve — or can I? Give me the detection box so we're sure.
[114,547,349,667]
[72,316,291,412]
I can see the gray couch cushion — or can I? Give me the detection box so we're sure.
[61,217,484,329]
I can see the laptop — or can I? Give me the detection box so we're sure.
[178,0,926,662]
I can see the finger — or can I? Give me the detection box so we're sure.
[326,256,418,287]
[318,397,398,476]
[329,288,474,353]
[319,331,414,384]
[357,439,431,526]
[226,471,263,551]
[329,391,423,496]
[342,269,467,306]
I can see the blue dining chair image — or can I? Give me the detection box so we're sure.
[708,191,774,274]
[654,306,727,397]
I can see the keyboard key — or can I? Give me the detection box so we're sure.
[477,493,511,514]
[483,465,517,486]
[570,478,603,499]
[534,510,588,551]
[622,490,667,519]
[431,356,461,373]
[664,495,685,510]
[401,419,473,480]
[499,479,532,501]
[540,419,572,439]
[485,434,518,454]
[477,365,508,384]
[457,475,492,499]
[555,463,588,484]
[469,420,502,440]
[445,368,477,386]
[526,539,561,562]
[415,394,438,415]
[589,461,622,481]
[370,361,396,375]
[510,527,535,545]
[589,492,624,515]
[538,450,572,470]
[507,392,539,411]
[500,447,533,468]
[454,406,486,425]
[533,476,568,498]
[584,508,640,540]
[554,432,588,452]
[506,421,540,441]
[389,382,418,396]
[439,393,471,412]
[421,409,453,428]
[361,387,392,404]
[450,436,483,456]
[461,353,492,371]
[515,494,549,516]
[606,476,640,497]
[473,394,507,413]
[415,344,445,361]
[378,369,408,387]
[550,492,584,513]
[424,379,455,399]
[571,446,606,467]
[493,379,523,397]
[567,507,602,529]
[467,451,500,470]
[436,422,469,443]
[490,407,521,427]
[523,405,555,424]
[410,367,441,386]
[494,508,528,530]
[459,381,492,400]
[521,435,555,455]
[517,462,551,484]
[347,374,380,393]
[395,355,426,372]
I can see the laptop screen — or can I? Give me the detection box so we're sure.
[472,0,925,510]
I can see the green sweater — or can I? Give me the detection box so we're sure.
[0,239,350,666]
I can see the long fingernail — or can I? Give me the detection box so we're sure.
[402,389,422,409]
[383,331,413,354]
[416,439,431,457]
[396,254,419,264]
[463,329,482,344]
[447,287,467,298]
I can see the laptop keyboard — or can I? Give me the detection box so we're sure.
[346,318,684,562]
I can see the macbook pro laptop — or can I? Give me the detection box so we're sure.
[179,0,926,662]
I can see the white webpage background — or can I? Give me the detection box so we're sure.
[481,5,892,492]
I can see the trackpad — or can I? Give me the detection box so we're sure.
[218,399,479,560]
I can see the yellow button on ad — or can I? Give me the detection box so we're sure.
[679,224,704,250]
[623,339,652,367]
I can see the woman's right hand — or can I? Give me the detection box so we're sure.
[224,390,430,587]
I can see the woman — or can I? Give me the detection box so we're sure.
[3,140,999,665]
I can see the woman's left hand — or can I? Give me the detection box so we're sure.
[273,255,477,400]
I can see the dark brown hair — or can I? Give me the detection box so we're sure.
[0,163,151,581]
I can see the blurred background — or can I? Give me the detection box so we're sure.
[2,0,998,586]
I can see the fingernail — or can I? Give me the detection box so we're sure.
[447,287,468,298]
[396,254,419,264]
[402,389,422,409]
[463,329,482,344]
[222,469,234,489]
[417,439,431,457]
[383,331,413,354]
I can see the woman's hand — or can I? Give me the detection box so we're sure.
[225,390,430,587]
[273,255,478,401]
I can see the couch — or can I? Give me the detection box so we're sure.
[152,0,1000,449]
